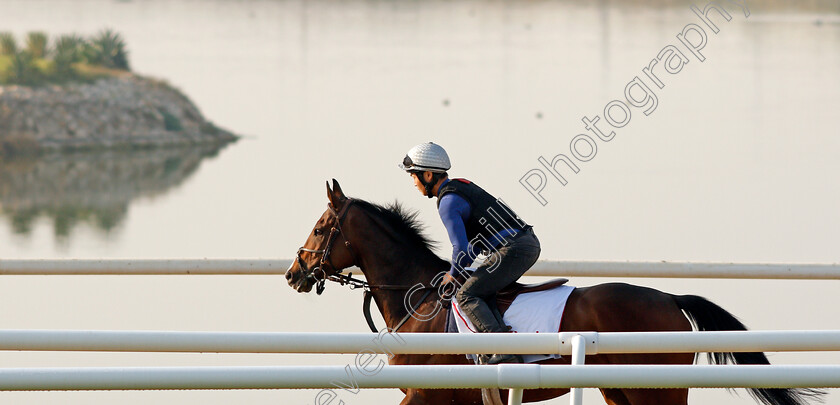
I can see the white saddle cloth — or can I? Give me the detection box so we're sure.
[451,284,575,363]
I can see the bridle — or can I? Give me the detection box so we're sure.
[294,197,444,333]
[295,198,360,295]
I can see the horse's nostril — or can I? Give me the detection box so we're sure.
[285,271,294,281]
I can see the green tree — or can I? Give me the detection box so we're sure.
[26,32,48,58]
[0,32,16,56]
[8,50,40,85]
[87,29,130,71]
[53,34,86,80]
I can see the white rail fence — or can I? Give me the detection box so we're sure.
[1,364,839,391]
[1,330,839,405]
[1,260,838,404]
[1,330,840,355]
[1,259,840,278]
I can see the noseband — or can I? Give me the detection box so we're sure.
[296,199,359,294]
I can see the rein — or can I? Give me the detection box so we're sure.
[327,270,441,333]
[295,199,442,332]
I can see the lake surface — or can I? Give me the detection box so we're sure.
[0,1,838,404]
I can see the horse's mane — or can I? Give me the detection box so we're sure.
[352,199,439,254]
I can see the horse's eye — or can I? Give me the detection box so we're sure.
[314,229,322,236]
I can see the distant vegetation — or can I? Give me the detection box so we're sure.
[0,29,131,86]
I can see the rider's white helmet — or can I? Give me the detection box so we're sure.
[398,142,451,173]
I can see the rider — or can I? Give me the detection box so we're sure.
[399,142,541,364]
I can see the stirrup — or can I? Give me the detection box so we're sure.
[485,353,523,365]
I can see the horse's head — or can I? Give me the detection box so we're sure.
[286,179,359,293]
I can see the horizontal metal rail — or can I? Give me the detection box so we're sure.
[1,330,839,355]
[1,259,839,278]
[0,364,838,390]
[0,259,290,275]
[529,261,840,279]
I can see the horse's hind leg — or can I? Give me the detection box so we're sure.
[600,384,690,405]
[620,388,688,405]
[600,388,631,405]
[399,389,440,405]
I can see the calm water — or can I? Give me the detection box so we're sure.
[0,1,839,404]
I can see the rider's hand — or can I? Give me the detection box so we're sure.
[440,273,456,286]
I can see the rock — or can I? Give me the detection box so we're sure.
[0,75,238,157]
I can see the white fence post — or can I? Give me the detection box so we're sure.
[570,334,586,405]
[508,388,523,405]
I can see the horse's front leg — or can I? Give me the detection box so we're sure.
[400,388,457,405]
[399,389,429,405]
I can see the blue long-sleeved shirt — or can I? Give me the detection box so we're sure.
[437,178,518,277]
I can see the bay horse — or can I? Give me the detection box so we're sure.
[285,179,822,405]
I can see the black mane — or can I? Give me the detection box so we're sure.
[352,199,438,254]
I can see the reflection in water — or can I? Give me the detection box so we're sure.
[0,145,229,240]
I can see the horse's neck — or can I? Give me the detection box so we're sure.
[360,251,445,290]
[371,289,449,332]
[363,255,448,331]
[350,214,448,331]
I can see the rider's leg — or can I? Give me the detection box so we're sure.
[456,230,540,362]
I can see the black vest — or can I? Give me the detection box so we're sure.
[436,178,530,246]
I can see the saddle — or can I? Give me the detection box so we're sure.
[443,277,572,334]
[495,277,568,313]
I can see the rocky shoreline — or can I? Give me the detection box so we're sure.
[0,75,238,157]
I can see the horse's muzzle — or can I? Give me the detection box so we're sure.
[286,269,315,293]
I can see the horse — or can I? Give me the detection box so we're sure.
[285,179,822,405]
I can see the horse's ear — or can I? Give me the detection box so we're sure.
[327,178,347,209]
[331,179,345,199]
[326,180,333,202]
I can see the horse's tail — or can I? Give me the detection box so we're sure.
[673,294,825,405]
